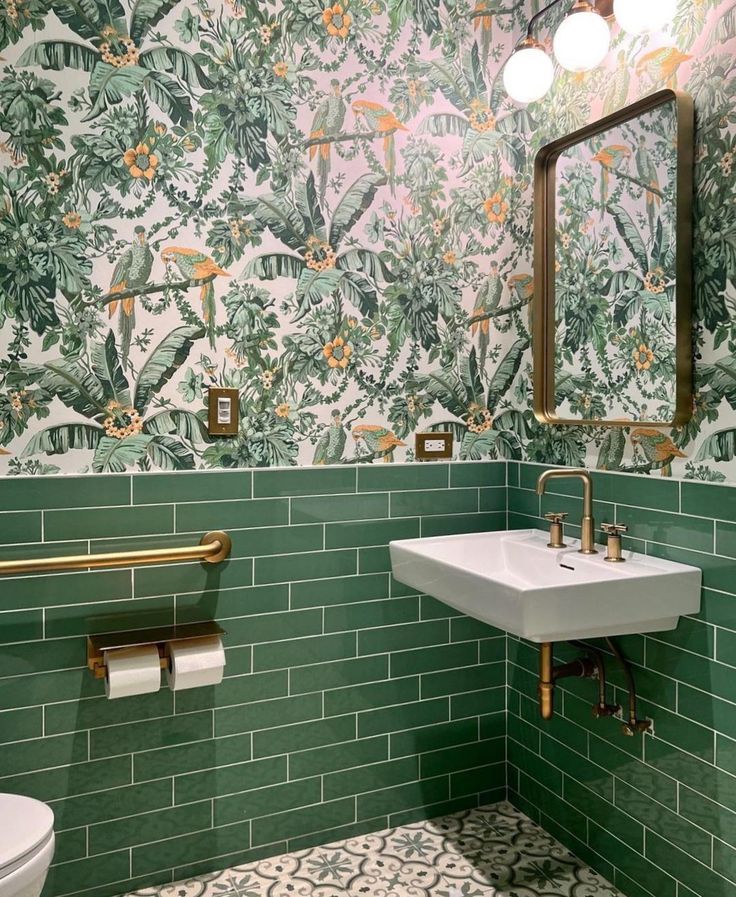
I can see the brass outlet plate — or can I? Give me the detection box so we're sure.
[208,387,239,436]
[415,432,453,460]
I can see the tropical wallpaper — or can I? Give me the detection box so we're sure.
[553,101,679,425]
[0,0,734,478]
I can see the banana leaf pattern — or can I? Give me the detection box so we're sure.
[0,0,734,478]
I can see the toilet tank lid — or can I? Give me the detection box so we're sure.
[0,794,54,871]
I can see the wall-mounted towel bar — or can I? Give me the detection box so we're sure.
[0,530,232,576]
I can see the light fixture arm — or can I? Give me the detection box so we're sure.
[524,0,571,40]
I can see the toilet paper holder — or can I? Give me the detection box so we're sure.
[87,621,226,679]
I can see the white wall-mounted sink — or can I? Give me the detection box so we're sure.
[390,529,702,642]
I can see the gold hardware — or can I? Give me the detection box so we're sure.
[601,523,627,562]
[87,621,225,679]
[532,89,694,428]
[538,641,596,720]
[544,512,568,548]
[0,531,232,577]
[537,469,596,554]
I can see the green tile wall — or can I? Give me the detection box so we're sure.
[0,462,507,897]
[508,461,736,897]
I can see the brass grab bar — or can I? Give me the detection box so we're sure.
[0,530,232,576]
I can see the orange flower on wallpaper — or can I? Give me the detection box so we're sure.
[323,3,351,37]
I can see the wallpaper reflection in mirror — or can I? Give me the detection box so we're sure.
[554,100,677,423]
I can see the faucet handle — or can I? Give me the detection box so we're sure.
[601,523,627,562]
[601,523,627,535]
[544,512,567,548]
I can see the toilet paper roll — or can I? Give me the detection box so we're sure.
[105,645,161,700]
[166,635,226,691]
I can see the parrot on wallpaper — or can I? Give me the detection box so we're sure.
[473,0,493,62]
[602,51,631,116]
[471,260,503,375]
[635,47,692,89]
[313,409,347,465]
[590,145,632,216]
[160,247,230,349]
[630,427,686,477]
[351,100,408,195]
[107,225,153,362]
[310,79,346,200]
[352,424,406,462]
[635,134,661,234]
[507,272,534,332]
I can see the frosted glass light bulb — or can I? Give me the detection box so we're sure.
[503,43,555,103]
[613,0,677,34]
[553,4,611,71]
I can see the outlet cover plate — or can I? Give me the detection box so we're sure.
[208,387,239,436]
[415,432,453,460]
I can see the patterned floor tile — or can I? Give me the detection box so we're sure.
[118,802,622,897]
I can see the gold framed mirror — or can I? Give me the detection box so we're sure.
[533,89,694,428]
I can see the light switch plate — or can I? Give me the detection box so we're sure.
[207,387,239,436]
[415,431,453,460]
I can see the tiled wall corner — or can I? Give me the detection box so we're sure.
[0,461,507,897]
[507,461,736,897]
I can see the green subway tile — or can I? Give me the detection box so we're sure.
[291,573,389,608]
[507,462,520,487]
[134,470,251,504]
[215,777,321,825]
[176,497,288,533]
[135,733,252,782]
[420,596,463,619]
[390,488,478,518]
[45,595,174,639]
[508,742,563,795]
[646,832,730,897]
[45,689,173,735]
[479,637,505,662]
[135,557,252,598]
[251,797,355,847]
[451,763,505,798]
[479,488,506,512]
[699,588,736,630]
[388,794,478,828]
[0,707,42,743]
[616,504,713,552]
[615,780,711,863]
[358,619,448,655]
[420,513,505,537]
[8,757,130,812]
[291,492,388,524]
[0,731,87,777]
[0,539,88,565]
[450,462,505,487]
[358,464,448,492]
[679,785,736,849]
[48,776,167,831]
[0,568,131,612]
[44,850,131,897]
[255,549,356,585]
[359,697,448,737]
[288,817,388,853]
[682,480,736,522]
[678,684,736,742]
[0,511,41,544]
[590,735,677,811]
[541,736,613,798]
[0,667,99,711]
[647,737,736,810]
[391,641,479,677]
[45,504,173,541]
[0,474,130,511]
[290,655,388,695]
[91,710,212,759]
[325,597,418,633]
[324,756,418,800]
[451,617,503,641]
[132,819,251,877]
[289,736,388,780]
[178,670,288,716]
[480,711,507,740]
[451,686,505,720]
[357,775,449,819]
[358,546,391,573]
[645,542,735,596]
[254,467,356,498]
[226,608,322,646]
[718,521,736,560]
[176,583,289,623]
[324,676,419,716]
[714,838,736,883]
[215,693,322,736]
[175,756,286,804]
[0,635,85,677]
[509,713,540,753]
[649,618,714,658]
[588,823,677,897]
[0,608,43,644]
[325,517,419,549]
[646,639,736,704]
[89,800,212,854]
[53,827,88,864]
[717,733,736,777]
[421,737,504,778]
[507,487,540,517]
[230,523,323,559]
[564,777,643,850]
[421,664,503,698]
[253,714,356,758]
[254,632,355,672]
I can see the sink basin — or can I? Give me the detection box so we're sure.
[390,529,702,642]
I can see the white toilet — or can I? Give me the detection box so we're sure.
[0,795,55,897]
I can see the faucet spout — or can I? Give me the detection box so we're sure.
[536,468,597,554]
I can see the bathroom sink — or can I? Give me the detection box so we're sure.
[389,529,702,642]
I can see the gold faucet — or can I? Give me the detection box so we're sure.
[536,468,597,554]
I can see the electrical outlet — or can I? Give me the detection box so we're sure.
[207,387,239,436]
[415,431,453,460]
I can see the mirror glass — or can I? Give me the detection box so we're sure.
[534,91,693,427]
